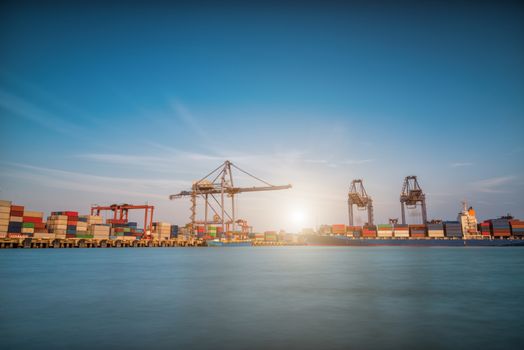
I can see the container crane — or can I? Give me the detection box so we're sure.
[90,203,154,237]
[169,160,291,233]
[400,176,427,224]
[348,179,374,226]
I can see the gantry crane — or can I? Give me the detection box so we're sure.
[169,160,291,233]
[400,176,427,224]
[90,203,154,236]
[348,179,374,226]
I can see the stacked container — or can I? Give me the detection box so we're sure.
[509,220,524,237]
[376,224,393,237]
[479,222,491,236]
[170,225,179,238]
[427,223,445,238]
[8,204,24,238]
[264,231,277,241]
[393,224,409,238]
[0,200,11,237]
[346,226,362,237]
[331,224,346,235]
[22,210,45,237]
[112,222,142,240]
[154,222,171,240]
[47,214,67,238]
[90,224,111,239]
[444,221,463,238]
[318,225,332,235]
[80,215,103,226]
[207,225,218,238]
[76,216,90,238]
[362,225,377,237]
[409,224,426,238]
[253,232,265,241]
[489,219,511,237]
[50,211,79,238]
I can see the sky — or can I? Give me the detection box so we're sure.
[0,0,523,232]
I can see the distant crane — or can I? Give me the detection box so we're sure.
[348,179,374,226]
[400,176,427,224]
[90,203,154,237]
[169,160,291,233]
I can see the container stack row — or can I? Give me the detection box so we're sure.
[153,222,171,240]
[444,222,462,237]
[427,223,444,238]
[409,224,426,238]
[393,224,410,237]
[487,219,511,237]
[509,220,524,237]
[0,200,11,237]
[377,224,393,237]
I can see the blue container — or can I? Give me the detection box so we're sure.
[78,217,88,222]
[8,222,22,233]
[66,229,76,234]
[67,225,76,230]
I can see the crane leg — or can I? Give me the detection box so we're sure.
[401,202,406,225]
[421,199,427,224]
[348,200,353,226]
[368,200,374,226]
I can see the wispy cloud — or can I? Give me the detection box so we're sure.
[471,175,516,193]
[0,89,79,134]
[0,162,190,199]
[170,100,208,139]
[340,159,375,165]
[451,162,473,167]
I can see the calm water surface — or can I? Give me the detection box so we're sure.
[1,247,523,349]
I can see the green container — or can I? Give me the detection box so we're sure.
[124,227,131,232]
[22,222,35,228]
[76,234,94,239]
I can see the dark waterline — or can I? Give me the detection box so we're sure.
[1,247,523,350]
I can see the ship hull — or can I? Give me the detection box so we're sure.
[305,235,524,247]
[206,240,252,247]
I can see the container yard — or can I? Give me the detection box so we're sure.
[1,168,523,248]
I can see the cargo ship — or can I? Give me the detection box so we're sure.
[304,235,524,247]
[206,239,252,247]
[306,204,524,247]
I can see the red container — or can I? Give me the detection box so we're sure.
[8,233,29,238]
[411,233,426,238]
[67,216,79,222]
[107,219,127,224]
[10,210,24,217]
[23,217,43,223]
[65,234,76,238]
[65,211,78,217]
[10,205,24,212]
[362,230,377,237]
[34,222,46,229]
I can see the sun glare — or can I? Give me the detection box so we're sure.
[291,210,305,224]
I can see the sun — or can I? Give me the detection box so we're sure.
[291,210,305,224]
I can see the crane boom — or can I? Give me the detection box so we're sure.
[169,160,292,232]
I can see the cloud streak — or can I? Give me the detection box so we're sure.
[0,89,80,134]
[451,162,473,167]
[471,175,516,193]
[0,162,190,199]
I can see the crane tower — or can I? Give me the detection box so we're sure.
[348,179,374,226]
[400,176,427,224]
[169,160,291,233]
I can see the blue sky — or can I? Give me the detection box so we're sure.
[1,1,523,231]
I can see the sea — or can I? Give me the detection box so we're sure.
[1,247,523,349]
